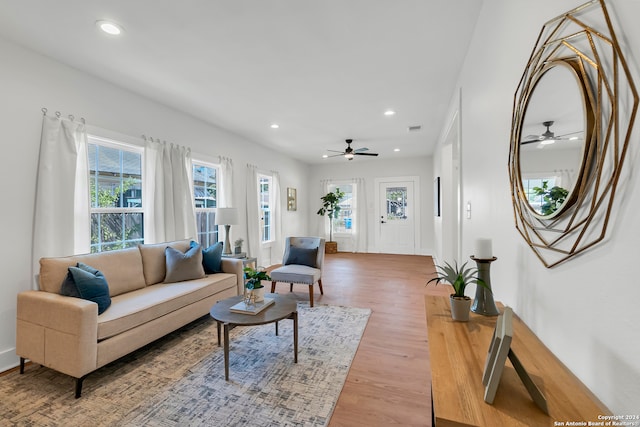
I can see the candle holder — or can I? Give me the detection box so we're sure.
[470,256,500,316]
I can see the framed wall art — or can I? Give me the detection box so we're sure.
[287,187,297,211]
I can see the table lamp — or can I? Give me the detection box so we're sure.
[215,207,238,255]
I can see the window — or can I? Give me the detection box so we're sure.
[88,136,144,252]
[193,161,219,247]
[329,183,356,235]
[259,175,273,242]
[522,176,558,213]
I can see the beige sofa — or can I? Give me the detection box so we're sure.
[16,240,243,397]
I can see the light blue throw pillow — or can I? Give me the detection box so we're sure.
[165,244,205,283]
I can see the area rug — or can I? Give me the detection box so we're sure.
[0,303,371,427]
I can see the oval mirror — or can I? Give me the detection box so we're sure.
[518,61,589,218]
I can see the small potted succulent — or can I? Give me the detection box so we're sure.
[427,260,489,321]
[234,238,244,254]
[243,266,271,302]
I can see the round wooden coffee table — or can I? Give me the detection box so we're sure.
[209,293,298,380]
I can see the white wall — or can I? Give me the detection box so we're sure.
[0,37,310,371]
[309,156,434,254]
[439,0,640,413]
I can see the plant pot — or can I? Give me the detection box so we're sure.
[234,247,241,254]
[449,295,471,321]
[252,286,265,302]
[325,241,338,254]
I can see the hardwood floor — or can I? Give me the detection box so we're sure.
[271,252,447,427]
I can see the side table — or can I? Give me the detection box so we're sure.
[222,252,257,269]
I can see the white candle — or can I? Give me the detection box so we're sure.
[475,238,493,259]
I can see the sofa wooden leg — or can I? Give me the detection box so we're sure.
[290,283,293,292]
[309,286,314,307]
[19,357,25,374]
[318,279,324,295]
[271,281,276,293]
[75,374,88,399]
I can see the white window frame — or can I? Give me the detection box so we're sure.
[88,134,144,252]
[328,182,357,236]
[192,160,220,247]
[258,174,274,245]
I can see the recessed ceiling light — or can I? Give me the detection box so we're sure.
[394,148,400,152]
[322,154,328,158]
[270,124,279,129]
[569,136,579,140]
[96,20,123,36]
[384,110,396,116]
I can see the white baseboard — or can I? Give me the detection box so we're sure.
[0,346,19,373]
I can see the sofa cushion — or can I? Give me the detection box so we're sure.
[270,264,321,285]
[39,247,146,296]
[61,263,112,314]
[192,241,223,274]
[284,246,318,268]
[97,273,237,340]
[138,240,191,285]
[164,245,205,283]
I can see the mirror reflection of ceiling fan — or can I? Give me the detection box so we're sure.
[326,139,379,160]
[520,120,581,145]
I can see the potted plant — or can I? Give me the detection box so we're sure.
[427,261,489,321]
[243,266,271,302]
[316,188,345,254]
[234,238,244,254]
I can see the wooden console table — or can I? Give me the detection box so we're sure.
[425,295,610,426]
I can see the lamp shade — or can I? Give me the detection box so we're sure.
[215,207,238,225]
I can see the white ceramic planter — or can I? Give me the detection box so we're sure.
[450,295,471,321]
[252,286,265,302]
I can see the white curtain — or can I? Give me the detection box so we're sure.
[245,164,260,262]
[218,156,233,208]
[352,177,368,253]
[32,113,90,288]
[144,138,197,243]
[318,179,330,237]
[272,170,283,259]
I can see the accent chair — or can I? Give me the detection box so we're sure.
[270,237,325,307]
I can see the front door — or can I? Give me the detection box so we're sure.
[376,179,416,254]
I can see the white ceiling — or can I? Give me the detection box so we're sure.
[0,0,483,164]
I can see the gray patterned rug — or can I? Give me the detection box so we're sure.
[0,303,370,427]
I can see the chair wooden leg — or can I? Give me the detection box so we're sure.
[271,281,276,293]
[309,285,314,307]
[20,357,25,374]
[318,279,324,295]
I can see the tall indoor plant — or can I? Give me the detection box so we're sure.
[317,188,345,253]
[427,260,489,321]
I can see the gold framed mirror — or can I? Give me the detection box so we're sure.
[508,0,638,267]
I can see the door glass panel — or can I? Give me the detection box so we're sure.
[386,186,408,220]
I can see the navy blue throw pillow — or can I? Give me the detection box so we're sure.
[193,241,223,274]
[61,262,111,315]
[284,247,318,268]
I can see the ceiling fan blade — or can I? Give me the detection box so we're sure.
[520,139,540,145]
[354,147,369,152]
[327,153,345,158]
[326,149,345,153]
[355,152,379,156]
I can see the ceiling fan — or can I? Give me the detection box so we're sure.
[520,120,579,145]
[326,139,379,160]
